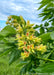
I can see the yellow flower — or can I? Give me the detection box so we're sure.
[30,24,34,27]
[21,52,25,59]
[6,21,10,24]
[30,36,33,40]
[15,20,47,56]
[26,20,34,28]
[29,34,34,40]
[23,46,26,50]
[22,34,25,38]
[18,40,24,46]
[30,44,34,49]
[18,43,24,46]
[16,34,22,40]
[21,52,24,56]
[8,16,12,20]
[34,37,41,43]
[13,19,17,23]
[18,46,24,50]
[16,25,23,33]
[36,44,46,53]
[24,51,29,57]
[16,34,20,38]
[13,23,18,26]
[26,20,30,25]
[21,51,29,59]
[27,28,35,32]
[18,40,24,43]
[32,50,35,53]
[20,15,25,24]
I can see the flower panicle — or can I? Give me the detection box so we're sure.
[16,20,47,60]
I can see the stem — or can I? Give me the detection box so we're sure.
[46,50,54,59]
[37,57,54,62]
[31,50,54,62]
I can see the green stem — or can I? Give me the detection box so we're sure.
[37,57,54,62]
[46,50,54,59]
[31,50,54,62]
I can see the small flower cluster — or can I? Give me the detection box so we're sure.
[6,15,25,28]
[6,16,47,59]
[16,20,47,60]
[6,16,19,27]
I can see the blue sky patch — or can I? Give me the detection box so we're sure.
[0,0,42,28]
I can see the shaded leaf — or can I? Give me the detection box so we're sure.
[50,31,54,40]
[35,62,54,73]
[0,25,16,37]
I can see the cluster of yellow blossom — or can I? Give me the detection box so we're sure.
[6,16,19,27]
[36,44,46,54]
[21,51,29,60]
[6,15,26,28]
[16,20,47,59]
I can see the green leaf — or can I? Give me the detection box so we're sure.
[33,25,40,29]
[3,37,15,43]
[0,48,12,57]
[38,0,54,25]
[20,61,32,75]
[38,0,53,10]
[50,52,54,60]
[44,22,49,26]
[39,32,51,43]
[35,62,54,73]
[9,49,21,65]
[40,24,43,27]
[0,33,4,40]
[0,25,16,37]
[0,43,12,51]
[42,13,51,21]
[40,27,45,34]
[47,27,54,32]
[50,31,54,40]
[51,21,54,26]
[16,61,29,67]
[34,31,40,37]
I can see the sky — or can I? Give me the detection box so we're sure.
[0,0,42,29]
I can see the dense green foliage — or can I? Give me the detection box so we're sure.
[0,56,20,75]
[0,15,54,75]
[38,0,54,26]
[0,0,54,75]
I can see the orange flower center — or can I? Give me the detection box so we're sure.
[24,42,26,45]
[27,45,30,49]
[23,47,26,50]
[26,32,29,36]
